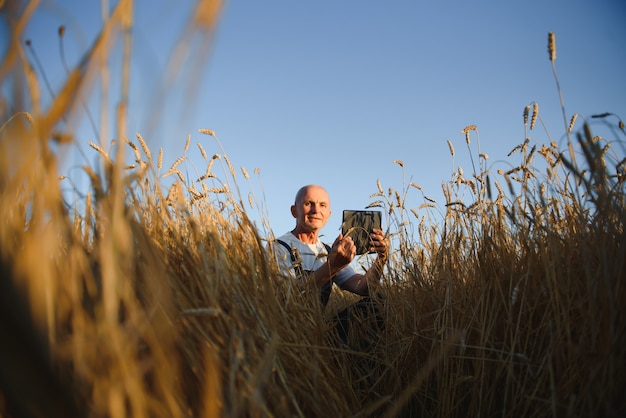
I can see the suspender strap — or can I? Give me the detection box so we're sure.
[276,239,296,261]
[275,239,333,307]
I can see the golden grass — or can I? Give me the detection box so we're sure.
[1,2,626,417]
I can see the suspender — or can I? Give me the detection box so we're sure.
[275,239,333,306]
[276,239,305,278]
[275,239,293,254]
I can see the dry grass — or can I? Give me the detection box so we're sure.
[1,2,625,417]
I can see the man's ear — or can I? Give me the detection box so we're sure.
[290,205,297,218]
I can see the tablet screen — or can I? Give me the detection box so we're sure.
[341,210,382,255]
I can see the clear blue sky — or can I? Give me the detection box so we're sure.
[11,0,626,242]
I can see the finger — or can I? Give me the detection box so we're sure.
[371,237,388,251]
[371,228,385,237]
[370,235,384,246]
[332,234,343,248]
[342,241,356,256]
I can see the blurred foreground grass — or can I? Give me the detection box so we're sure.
[1,1,625,416]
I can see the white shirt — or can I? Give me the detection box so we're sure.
[271,232,357,287]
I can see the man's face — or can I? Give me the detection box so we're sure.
[291,186,331,232]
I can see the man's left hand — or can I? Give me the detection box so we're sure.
[369,228,389,260]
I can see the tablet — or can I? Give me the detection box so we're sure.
[341,210,382,255]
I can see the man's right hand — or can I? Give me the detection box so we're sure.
[329,234,356,271]
[309,234,356,289]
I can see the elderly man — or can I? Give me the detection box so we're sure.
[270,184,388,344]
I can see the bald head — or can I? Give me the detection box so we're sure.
[294,184,328,205]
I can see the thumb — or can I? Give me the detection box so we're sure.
[332,234,343,248]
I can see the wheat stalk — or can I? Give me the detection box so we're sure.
[136,132,152,161]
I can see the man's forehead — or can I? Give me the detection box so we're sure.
[302,187,329,202]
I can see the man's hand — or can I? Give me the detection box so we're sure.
[369,228,389,260]
[328,234,356,270]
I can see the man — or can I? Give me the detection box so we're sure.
[269,184,388,343]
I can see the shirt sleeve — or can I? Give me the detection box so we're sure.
[333,263,357,286]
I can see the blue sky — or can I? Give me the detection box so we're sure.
[10,0,626,242]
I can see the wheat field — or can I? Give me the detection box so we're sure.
[1,1,625,417]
